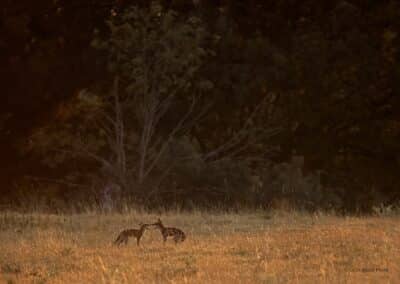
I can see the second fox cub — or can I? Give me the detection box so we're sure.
[153,218,186,244]
[114,223,149,246]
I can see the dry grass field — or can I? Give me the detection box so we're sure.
[0,210,399,283]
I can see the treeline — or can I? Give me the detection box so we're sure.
[1,1,400,213]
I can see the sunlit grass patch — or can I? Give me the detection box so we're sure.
[0,211,399,283]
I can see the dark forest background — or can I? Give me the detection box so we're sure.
[1,0,400,213]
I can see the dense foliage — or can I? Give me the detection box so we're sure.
[1,0,400,212]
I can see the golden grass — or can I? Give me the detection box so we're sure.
[0,211,399,283]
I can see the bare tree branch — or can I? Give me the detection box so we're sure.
[203,95,278,161]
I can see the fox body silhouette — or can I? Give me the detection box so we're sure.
[114,223,149,246]
[153,218,186,244]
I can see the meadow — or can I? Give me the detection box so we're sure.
[0,210,399,283]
